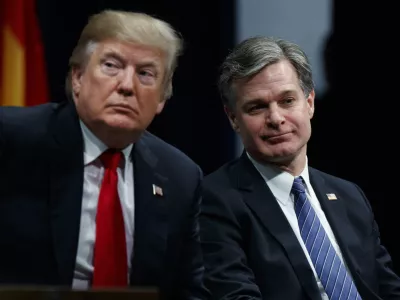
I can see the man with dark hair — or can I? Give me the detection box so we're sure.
[200,36,400,300]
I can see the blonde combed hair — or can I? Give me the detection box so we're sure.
[66,10,183,100]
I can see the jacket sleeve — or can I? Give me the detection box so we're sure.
[179,166,210,300]
[356,184,400,299]
[200,184,262,300]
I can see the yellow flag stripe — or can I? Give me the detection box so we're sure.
[1,25,25,106]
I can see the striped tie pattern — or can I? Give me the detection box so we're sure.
[291,177,361,300]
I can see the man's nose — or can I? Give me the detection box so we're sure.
[266,107,285,128]
[117,66,134,97]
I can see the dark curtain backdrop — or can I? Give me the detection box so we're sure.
[36,0,236,176]
[309,0,400,273]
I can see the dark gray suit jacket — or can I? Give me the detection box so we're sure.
[0,101,208,300]
[200,152,400,300]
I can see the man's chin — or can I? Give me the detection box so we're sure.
[104,118,139,132]
[258,149,298,164]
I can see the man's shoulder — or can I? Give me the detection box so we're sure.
[0,102,66,160]
[203,157,241,189]
[309,166,359,190]
[0,102,60,129]
[1,102,59,118]
[140,131,200,172]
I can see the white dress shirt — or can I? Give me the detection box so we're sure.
[248,153,350,300]
[72,121,135,289]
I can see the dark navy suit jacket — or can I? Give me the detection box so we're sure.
[0,101,208,300]
[200,152,400,300]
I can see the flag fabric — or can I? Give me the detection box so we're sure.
[0,0,49,106]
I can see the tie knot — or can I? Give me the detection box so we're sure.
[292,176,306,196]
[100,149,122,170]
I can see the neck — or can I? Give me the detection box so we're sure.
[88,123,140,150]
[270,154,306,176]
[251,146,307,176]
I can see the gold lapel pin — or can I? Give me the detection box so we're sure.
[152,184,163,197]
[326,193,337,200]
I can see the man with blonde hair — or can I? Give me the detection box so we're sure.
[0,10,208,299]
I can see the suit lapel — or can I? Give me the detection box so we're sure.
[309,169,382,299]
[308,169,361,273]
[48,101,84,285]
[235,153,321,299]
[130,133,168,285]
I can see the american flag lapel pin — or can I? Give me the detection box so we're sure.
[326,193,337,200]
[152,184,163,197]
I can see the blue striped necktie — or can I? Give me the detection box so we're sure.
[291,177,361,300]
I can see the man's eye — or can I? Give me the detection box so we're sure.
[247,105,264,113]
[104,62,117,68]
[283,98,294,105]
[101,61,120,75]
[139,70,154,77]
[251,104,265,110]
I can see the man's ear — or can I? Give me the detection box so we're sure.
[156,99,166,114]
[71,67,83,98]
[307,89,315,119]
[224,105,240,133]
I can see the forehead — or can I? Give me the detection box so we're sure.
[92,39,166,67]
[236,60,302,101]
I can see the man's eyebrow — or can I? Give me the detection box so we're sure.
[242,99,266,106]
[278,90,296,97]
[101,50,125,61]
[136,61,160,69]
[241,89,297,106]
[101,51,160,68]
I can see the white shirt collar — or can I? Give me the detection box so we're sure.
[247,152,311,206]
[79,120,133,166]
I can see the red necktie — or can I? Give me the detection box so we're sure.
[92,149,128,287]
